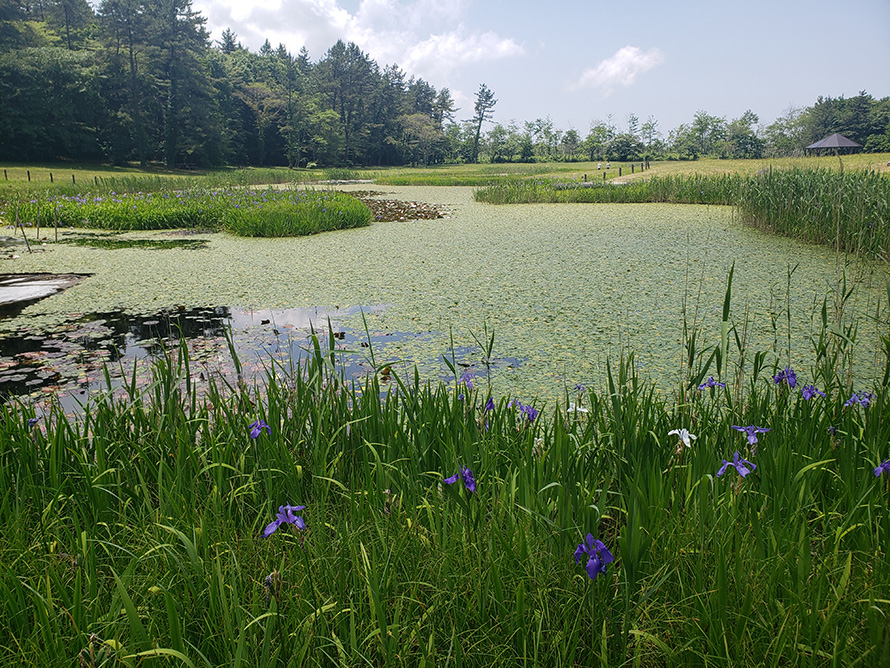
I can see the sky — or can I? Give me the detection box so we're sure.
[186,0,890,135]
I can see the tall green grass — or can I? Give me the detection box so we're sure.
[1,275,889,666]
[474,174,743,205]
[736,168,890,261]
[6,188,372,236]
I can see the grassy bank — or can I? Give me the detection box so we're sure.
[1,280,889,665]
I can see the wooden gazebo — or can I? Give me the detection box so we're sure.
[805,133,862,155]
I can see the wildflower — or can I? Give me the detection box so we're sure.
[510,399,539,423]
[28,417,40,427]
[459,371,475,390]
[262,504,306,537]
[717,451,756,478]
[574,534,614,581]
[457,393,465,402]
[574,384,586,393]
[249,419,271,439]
[801,384,825,400]
[732,424,770,446]
[698,377,725,390]
[484,396,495,411]
[668,428,696,449]
[444,465,476,494]
[844,391,873,408]
[773,365,797,388]
[875,460,890,477]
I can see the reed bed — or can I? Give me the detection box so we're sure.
[7,188,371,237]
[1,279,889,666]
[736,168,890,261]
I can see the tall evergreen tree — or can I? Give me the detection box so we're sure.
[469,83,496,163]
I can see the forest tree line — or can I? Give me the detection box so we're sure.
[1,0,889,168]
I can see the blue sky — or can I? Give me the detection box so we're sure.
[189,0,890,135]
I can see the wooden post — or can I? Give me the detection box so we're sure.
[3,169,6,180]
[603,171,606,181]
[72,174,76,184]
[583,174,587,182]
[15,202,32,254]
[619,167,622,177]
[27,170,31,181]
[94,176,98,186]
[50,172,53,183]
[631,164,634,174]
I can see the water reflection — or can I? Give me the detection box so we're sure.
[0,303,522,408]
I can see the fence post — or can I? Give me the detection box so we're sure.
[27,170,31,181]
[631,165,634,174]
[619,167,622,177]
[50,172,54,183]
[72,174,76,184]
[603,171,606,181]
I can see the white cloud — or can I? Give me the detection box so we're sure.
[572,46,664,94]
[403,28,523,78]
[193,0,522,88]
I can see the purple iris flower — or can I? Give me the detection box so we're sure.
[509,400,539,422]
[732,425,770,445]
[773,366,797,388]
[698,377,726,390]
[574,384,586,393]
[28,417,40,427]
[574,534,614,581]
[484,396,495,411]
[717,451,756,478]
[459,371,475,390]
[249,419,271,439]
[262,504,306,537]
[801,384,826,400]
[844,391,873,408]
[444,465,476,494]
[875,460,890,477]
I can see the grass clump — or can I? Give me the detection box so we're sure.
[222,190,372,236]
[323,167,360,181]
[7,187,372,237]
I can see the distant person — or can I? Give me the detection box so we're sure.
[606,162,610,169]
[597,162,601,169]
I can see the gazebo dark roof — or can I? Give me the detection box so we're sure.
[806,133,862,150]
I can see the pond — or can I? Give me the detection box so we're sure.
[1,186,886,407]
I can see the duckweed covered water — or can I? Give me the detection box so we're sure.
[1,185,886,404]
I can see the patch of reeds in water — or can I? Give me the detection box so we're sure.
[736,167,890,261]
[9,187,372,236]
